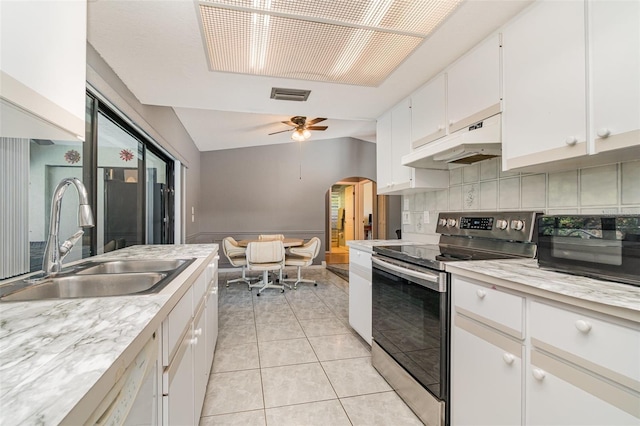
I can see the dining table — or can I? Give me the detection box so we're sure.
[237,238,304,248]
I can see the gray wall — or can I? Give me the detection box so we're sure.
[199,137,376,264]
[86,43,202,242]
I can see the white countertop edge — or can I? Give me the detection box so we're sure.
[446,261,640,324]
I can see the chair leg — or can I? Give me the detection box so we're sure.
[252,269,285,296]
[283,266,317,290]
[226,266,253,287]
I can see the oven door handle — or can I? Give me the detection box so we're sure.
[372,256,446,292]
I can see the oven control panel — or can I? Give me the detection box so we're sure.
[460,217,494,230]
[436,211,541,242]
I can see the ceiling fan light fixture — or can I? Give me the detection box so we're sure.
[302,129,311,139]
[291,129,306,141]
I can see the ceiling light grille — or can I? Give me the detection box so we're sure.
[198,0,462,86]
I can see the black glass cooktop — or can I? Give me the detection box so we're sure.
[373,244,519,270]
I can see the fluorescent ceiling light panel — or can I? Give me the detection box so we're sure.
[198,0,462,86]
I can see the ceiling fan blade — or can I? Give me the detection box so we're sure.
[268,129,294,135]
[281,120,296,126]
[306,117,327,125]
[307,126,328,131]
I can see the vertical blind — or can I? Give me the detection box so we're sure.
[0,138,29,279]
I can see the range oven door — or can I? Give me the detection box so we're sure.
[371,255,449,402]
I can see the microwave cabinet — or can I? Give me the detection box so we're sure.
[451,275,640,426]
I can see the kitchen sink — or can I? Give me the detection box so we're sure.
[0,258,195,302]
[76,259,190,275]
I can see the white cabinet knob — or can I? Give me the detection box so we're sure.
[194,328,203,336]
[189,337,199,345]
[575,319,592,333]
[565,136,578,146]
[532,368,546,381]
[597,128,611,138]
[503,353,515,365]
[476,289,486,299]
[438,125,445,131]
[449,120,454,126]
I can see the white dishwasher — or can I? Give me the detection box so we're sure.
[86,333,161,425]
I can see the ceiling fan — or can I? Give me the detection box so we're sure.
[268,116,328,141]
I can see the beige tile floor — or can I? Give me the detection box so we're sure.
[200,267,424,425]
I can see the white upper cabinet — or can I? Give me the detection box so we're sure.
[376,110,393,193]
[391,98,413,186]
[0,0,86,140]
[590,0,640,153]
[502,0,588,170]
[447,33,502,133]
[410,74,447,148]
[377,99,448,194]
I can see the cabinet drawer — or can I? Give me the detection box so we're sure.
[530,301,640,390]
[349,248,372,269]
[453,277,524,339]
[192,271,206,306]
[163,286,193,366]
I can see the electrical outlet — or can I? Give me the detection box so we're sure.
[423,211,430,224]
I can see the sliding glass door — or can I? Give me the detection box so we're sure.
[90,95,175,254]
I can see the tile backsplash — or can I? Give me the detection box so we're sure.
[403,158,640,240]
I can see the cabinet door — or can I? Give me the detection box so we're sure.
[348,248,372,345]
[0,0,86,139]
[503,0,587,169]
[376,110,393,193]
[164,329,195,426]
[193,304,207,421]
[590,0,640,153]
[452,314,522,426]
[390,98,413,188]
[205,262,219,369]
[527,350,639,425]
[411,74,447,148]
[447,34,502,132]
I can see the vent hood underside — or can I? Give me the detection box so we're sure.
[402,113,502,169]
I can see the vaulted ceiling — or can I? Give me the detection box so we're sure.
[87,0,532,152]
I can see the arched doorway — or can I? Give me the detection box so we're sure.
[325,177,376,265]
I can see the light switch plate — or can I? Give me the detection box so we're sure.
[423,211,430,224]
[402,211,411,225]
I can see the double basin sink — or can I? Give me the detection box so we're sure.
[0,258,195,302]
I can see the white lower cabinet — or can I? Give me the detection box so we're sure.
[451,275,640,426]
[348,247,372,345]
[452,314,522,426]
[527,350,639,425]
[162,255,219,425]
[164,328,195,426]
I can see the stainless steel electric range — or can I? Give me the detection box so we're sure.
[371,211,540,426]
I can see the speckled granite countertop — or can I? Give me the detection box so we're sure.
[0,244,218,425]
[446,259,640,323]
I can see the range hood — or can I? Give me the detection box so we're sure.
[402,113,502,169]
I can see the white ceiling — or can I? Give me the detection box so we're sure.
[87,0,533,152]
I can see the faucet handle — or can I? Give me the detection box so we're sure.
[60,230,85,259]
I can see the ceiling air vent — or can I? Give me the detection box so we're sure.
[270,87,311,102]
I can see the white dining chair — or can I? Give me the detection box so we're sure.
[222,236,253,288]
[246,240,286,296]
[283,237,321,289]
